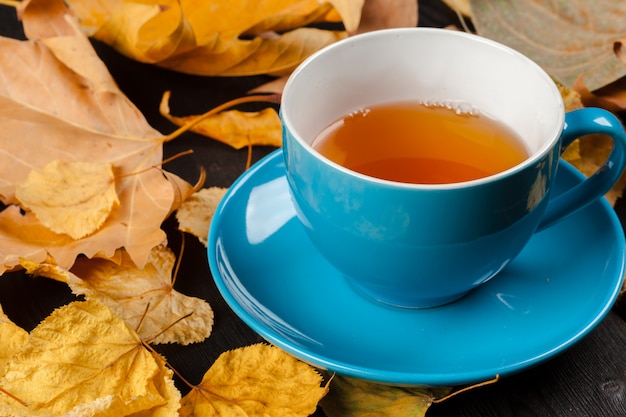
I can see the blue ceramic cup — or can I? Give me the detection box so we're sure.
[280,28,626,308]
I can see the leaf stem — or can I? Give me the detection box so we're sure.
[0,386,28,407]
[432,374,500,404]
[114,149,194,180]
[143,311,193,344]
[141,340,198,389]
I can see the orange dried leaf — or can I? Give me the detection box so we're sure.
[160,92,282,149]
[0,300,180,416]
[180,343,327,417]
[0,1,193,273]
[48,0,349,76]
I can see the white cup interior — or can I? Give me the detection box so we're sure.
[282,28,564,171]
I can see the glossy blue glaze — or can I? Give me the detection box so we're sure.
[282,106,626,307]
[208,150,625,386]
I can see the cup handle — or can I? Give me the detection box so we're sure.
[537,108,626,231]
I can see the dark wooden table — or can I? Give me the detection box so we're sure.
[2,2,626,416]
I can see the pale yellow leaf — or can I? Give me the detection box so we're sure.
[0,300,179,416]
[176,187,229,246]
[68,245,213,345]
[0,305,28,376]
[180,344,327,417]
[15,161,119,240]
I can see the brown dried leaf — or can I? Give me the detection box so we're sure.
[321,374,451,417]
[470,0,626,91]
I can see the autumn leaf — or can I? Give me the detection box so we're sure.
[0,0,194,274]
[179,344,327,417]
[176,187,229,247]
[0,305,28,375]
[38,0,346,76]
[0,299,180,416]
[355,0,418,34]
[160,92,282,150]
[442,0,472,17]
[20,246,214,345]
[320,375,452,417]
[15,160,119,240]
[470,0,626,91]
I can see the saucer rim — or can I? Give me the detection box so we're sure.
[208,149,626,386]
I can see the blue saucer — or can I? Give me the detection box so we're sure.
[208,150,625,386]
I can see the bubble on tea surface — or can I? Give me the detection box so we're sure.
[349,107,371,117]
[420,99,480,117]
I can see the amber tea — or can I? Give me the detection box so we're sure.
[311,101,530,184]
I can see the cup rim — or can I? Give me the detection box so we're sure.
[281,27,565,190]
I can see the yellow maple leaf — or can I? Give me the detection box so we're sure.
[0,299,180,416]
[180,344,327,417]
[176,187,229,246]
[69,245,214,345]
[19,246,213,345]
[0,305,28,376]
[15,160,119,240]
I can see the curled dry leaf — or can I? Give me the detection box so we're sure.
[0,0,194,273]
[48,0,350,76]
[320,374,451,417]
[20,246,214,345]
[15,160,119,240]
[160,92,282,150]
[176,187,229,247]
[179,343,327,417]
[470,0,626,91]
[0,300,180,417]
